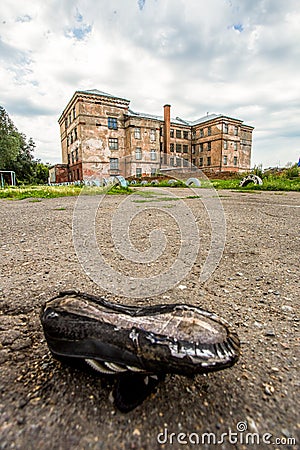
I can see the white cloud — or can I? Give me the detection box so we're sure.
[0,0,299,166]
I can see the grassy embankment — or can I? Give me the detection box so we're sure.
[0,169,299,199]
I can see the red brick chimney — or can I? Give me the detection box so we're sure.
[163,104,171,154]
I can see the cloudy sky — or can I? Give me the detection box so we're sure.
[1,0,299,167]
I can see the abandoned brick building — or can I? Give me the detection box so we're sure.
[54,89,254,182]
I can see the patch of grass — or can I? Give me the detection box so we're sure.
[53,207,66,211]
[211,179,241,190]
[211,176,300,192]
[133,190,163,198]
[186,195,201,199]
[239,176,300,192]
[133,196,181,203]
[0,184,131,200]
[135,180,186,188]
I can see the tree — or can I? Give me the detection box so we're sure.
[0,106,20,169]
[0,106,49,184]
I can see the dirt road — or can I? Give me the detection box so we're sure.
[0,189,299,449]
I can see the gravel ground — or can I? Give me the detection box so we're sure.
[0,188,299,450]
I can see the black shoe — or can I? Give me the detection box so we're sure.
[40,290,240,377]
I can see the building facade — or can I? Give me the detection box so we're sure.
[56,89,254,182]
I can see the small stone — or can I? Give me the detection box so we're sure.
[282,305,293,312]
[281,428,291,438]
[246,416,259,433]
[178,285,187,290]
[265,330,275,337]
[16,416,25,425]
[264,385,274,396]
[133,428,141,436]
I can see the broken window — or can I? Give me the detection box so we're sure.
[108,117,118,130]
[183,130,188,139]
[134,127,141,139]
[176,143,182,153]
[135,147,142,160]
[150,149,157,160]
[176,129,182,138]
[170,129,174,138]
[150,129,156,141]
[110,158,119,170]
[109,138,118,150]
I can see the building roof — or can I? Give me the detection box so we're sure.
[126,110,242,127]
[189,114,222,125]
[127,109,193,126]
[77,89,130,103]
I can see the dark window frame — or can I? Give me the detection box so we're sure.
[134,127,141,139]
[108,117,118,130]
[135,147,142,160]
[109,138,118,150]
[110,157,119,170]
